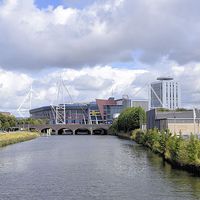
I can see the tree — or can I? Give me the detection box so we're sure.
[2,121,10,130]
[113,107,146,133]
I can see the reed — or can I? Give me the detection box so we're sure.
[0,132,39,147]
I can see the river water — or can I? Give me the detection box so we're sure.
[0,136,200,200]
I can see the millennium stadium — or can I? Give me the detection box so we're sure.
[30,97,131,125]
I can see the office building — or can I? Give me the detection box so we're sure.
[149,77,181,110]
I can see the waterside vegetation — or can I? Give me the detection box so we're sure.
[110,107,146,134]
[131,129,200,175]
[0,132,39,148]
[0,113,47,131]
[110,106,200,175]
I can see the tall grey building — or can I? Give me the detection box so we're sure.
[149,77,181,110]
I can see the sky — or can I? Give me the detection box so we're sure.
[0,0,200,115]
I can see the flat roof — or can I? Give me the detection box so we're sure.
[157,77,173,81]
[156,110,200,119]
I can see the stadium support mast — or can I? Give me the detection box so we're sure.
[17,85,36,118]
[52,75,73,125]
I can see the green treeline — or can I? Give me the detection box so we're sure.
[110,107,146,133]
[17,118,48,126]
[0,132,39,147]
[0,113,47,130]
[132,129,200,167]
[0,114,16,130]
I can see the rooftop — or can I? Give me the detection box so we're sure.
[156,110,200,119]
[157,77,173,81]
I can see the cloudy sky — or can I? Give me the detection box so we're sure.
[0,0,200,115]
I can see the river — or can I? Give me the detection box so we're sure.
[0,136,200,200]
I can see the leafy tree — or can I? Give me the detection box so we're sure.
[115,107,146,133]
[2,121,10,130]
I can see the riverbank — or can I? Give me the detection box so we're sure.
[131,129,200,176]
[116,132,131,140]
[0,132,39,148]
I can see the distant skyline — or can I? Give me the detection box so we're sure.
[0,0,200,115]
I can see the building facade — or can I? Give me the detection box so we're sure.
[147,109,200,136]
[132,100,149,112]
[149,77,181,110]
[30,97,131,125]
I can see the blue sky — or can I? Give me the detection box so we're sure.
[34,0,97,9]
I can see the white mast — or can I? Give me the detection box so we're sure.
[51,74,73,125]
[17,85,37,118]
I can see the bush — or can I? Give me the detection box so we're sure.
[131,128,200,167]
[131,129,145,144]
[186,134,200,165]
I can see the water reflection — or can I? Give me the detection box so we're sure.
[130,142,200,200]
[0,136,200,200]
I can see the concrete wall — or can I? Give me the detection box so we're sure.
[147,109,156,129]
[168,123,200,135]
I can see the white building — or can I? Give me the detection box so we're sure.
[149,77,181,110]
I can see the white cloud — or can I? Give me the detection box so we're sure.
[33,65,148,104]
[1,63,200,116]
[1,0,200,70]
[0,66,148,115]
[0,0,200,114]
[0,69,33,110]
[171,65,185,76]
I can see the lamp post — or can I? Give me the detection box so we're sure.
[197,109,200,136]
[174,116,176,135]
[193,107,196,135]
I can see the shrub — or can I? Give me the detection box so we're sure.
[131,129,145,144]
[186,134,200,165]
[131,128,200,167]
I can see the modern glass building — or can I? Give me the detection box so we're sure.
[149,77,181,110]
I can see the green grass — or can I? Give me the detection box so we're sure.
[0,132,39,147]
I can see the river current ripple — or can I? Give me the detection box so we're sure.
[0,136,200,200]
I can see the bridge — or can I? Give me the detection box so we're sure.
[29,124,111,135]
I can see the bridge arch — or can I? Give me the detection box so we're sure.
[57,128,73,135]
[75,128,91,135]
[41,128,56,135]
[41,128,49,133]
[93,128,107,135]
[29,127,38,132]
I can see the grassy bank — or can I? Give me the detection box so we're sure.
[131,129,200,175]
[0,132,39,148]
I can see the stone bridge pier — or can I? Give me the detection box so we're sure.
[29,124,111,135]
